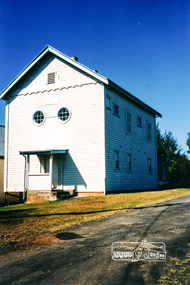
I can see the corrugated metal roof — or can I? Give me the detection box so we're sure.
[0,125,5,157]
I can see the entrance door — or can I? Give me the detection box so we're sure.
[52,155,64,190]
[57,155,64,190]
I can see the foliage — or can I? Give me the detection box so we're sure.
[186,132,190,154]
[157,124,190,184]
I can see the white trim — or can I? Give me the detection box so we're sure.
[33,110,46,126]
[103,89,106,195]
[0,48,49,99]
[57,107,72,124]
[0,45,161,118]
[0,45,108,99]
[49,154,53,190]
[48,46,108,85]
[28,173,50,176]
[4,102,9,192]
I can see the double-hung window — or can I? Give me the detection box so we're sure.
[39,155,50,174]
[137,116,142,127]
[148,158,152,173]
[127,154,132,171]
[147,122,151,141]
[126,111,132,134]
[115,151,120,170]
[106,97,111,110]
[113,104,119,116]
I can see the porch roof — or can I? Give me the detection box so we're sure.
[20,149,69,155]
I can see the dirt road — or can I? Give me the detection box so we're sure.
[0,195,190,285]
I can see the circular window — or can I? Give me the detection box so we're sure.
[58,107,71,123]
[33,111,45,126]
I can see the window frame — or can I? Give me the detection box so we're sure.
[115,150,120,170]
[126,111,132,134]
[113,104,119,117]
[33,110,46,126]
[148,158,152,174]
[106,96,111,110]
[127,153,132,172]
[39,155,50,174]
[137,116,142,127]
[57,107,71,123]
[147,122,152,141]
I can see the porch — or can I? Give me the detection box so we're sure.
[20,149,76,202]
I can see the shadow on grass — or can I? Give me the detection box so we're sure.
[55,232,83,240]
[1,199,189,221]
[107,185,190,195]
[0,208,120,220]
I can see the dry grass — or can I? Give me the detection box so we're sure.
[0,188,190,254]
[158,248,190,284]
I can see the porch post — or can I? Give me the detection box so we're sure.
[26,155,29,189]
[50,154,53,190]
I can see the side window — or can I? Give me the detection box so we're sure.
[147,122,151,141]
[39,155,50,174]
[115,151,120,170]
[126,111,132,134]
[58,107,71,123]
[106,97,111,110]
[137,116,142,127]
[127,154,132,171]
[33,110,45,126]
[148,158,152,173]
[113,104,119,116]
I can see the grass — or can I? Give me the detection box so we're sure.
[158,247,190,284]
[0,187,190,255]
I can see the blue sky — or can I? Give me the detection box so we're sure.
[0,0,189,154]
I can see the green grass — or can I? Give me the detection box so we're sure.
[0,188,190,254]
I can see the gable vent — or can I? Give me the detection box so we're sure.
[47,72,55,84]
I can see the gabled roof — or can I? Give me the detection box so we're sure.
[0,45,162,117]
[0,45,108,100]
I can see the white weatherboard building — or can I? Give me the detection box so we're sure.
[0,46,161,202]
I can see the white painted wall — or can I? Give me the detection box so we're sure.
[4,53,158,195]
[0,158,4,202]
[105,87,158,191]
[5,55,105,193]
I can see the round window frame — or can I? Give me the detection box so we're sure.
[33,110,46,126]
[57,107,71,123]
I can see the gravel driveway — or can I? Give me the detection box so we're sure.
[0,195,190,285]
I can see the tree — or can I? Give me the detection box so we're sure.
[186,132,190,154]
[157,124,181,161]
[157,124,190,185]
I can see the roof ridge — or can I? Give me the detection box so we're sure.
[0,46,161,117]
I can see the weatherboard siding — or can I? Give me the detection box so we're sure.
[0,158,4,202]
[5,55,105,193]
[10,55,96,97]
[105,87,158,191]
[3,47,160,198]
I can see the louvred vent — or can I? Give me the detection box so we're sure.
[47,72,55,84]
